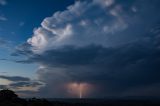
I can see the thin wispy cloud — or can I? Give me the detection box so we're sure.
[19,22,25,27]
[0,16,7,21]
[0,0,7,6]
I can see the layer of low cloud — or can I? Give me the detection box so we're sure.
[0,75,30,82]
[0,75,43,97]
[13,0,160,98]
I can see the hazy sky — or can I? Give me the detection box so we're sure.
[0,0,160,98]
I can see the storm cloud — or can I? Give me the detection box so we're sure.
[13,0,160,98]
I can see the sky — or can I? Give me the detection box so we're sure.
[0,0,160,98]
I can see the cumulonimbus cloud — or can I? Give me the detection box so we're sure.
[27,0,131,54]
[13,0,160,98]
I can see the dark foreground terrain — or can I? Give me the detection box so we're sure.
[1,98,160,106]
[0,89,160,106]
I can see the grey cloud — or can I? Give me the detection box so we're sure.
[0,75,44,96]
[15,29,160,97]
[13,0,160,97]
[0,75,30,82]
[9,81,43,88]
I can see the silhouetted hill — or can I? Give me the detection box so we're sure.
[0,89,160,106]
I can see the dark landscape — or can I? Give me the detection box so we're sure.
[0,89,160,106]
